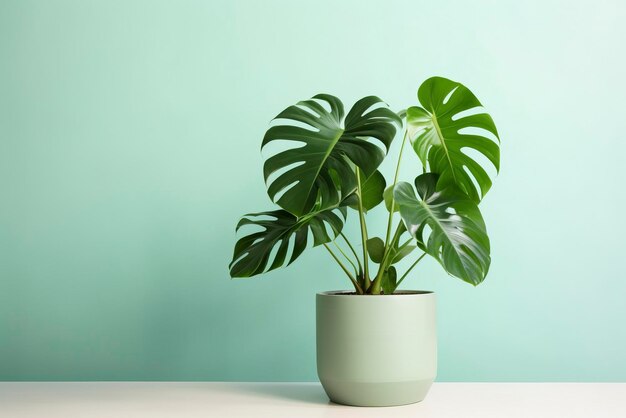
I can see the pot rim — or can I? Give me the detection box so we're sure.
[318,290,434,296]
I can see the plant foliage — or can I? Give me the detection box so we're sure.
[229,77,501,294]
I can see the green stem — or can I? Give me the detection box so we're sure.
[355,167,371,289]
[395,252,427,288]
[368,131,409,294]
[390,221,405,249]
[340,232,363,275]
[383,130,408,249]
[333,241,358,276]
[370,220,404,294]
[323,244,362,294]
[382,221,405,267]
[396,237,413,253]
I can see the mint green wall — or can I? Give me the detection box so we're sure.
[1,0,625,382]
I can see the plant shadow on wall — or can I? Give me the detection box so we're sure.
[228,77,501,293]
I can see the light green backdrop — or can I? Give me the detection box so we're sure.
[1,0,625,382]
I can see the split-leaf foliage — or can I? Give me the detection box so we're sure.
[230,77,500,293]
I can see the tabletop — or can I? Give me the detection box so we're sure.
[1,382,625,418]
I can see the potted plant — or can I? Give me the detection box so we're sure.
[229,76,500,407]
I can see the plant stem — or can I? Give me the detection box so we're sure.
[395,252,427,288]
[369,220,404,294]
[396,237,413,253]
[340,232,363,275]
[390,220,405,249]
[369,131,409,294]
[380,221,405,268]
[383,130,408,249]
[355,167,371,290]
[333,241,358,276]
[323,243,363,294]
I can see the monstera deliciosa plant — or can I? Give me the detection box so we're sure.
[229,77,500,294]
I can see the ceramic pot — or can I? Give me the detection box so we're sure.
[316,291,436,407]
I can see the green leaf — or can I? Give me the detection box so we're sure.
[393,173,490,285]
[344,170,386,212]
[379,222,417,265]
[413,222,427,252]
[391,244,416,264]
[383,185,399,213]
[262,95,401,217]
[366,237,385,263]
[229,207,347,278]
[381,266,397,294]
[407,77,500,202]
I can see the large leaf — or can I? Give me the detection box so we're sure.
[393,173,490,285]
[229,207,346,278]
[407,77,500,202]
[262,95,401,217]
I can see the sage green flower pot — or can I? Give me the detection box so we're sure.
[316,291,436,407]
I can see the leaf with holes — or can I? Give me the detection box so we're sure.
[393,173,490,285]
[262,95,401,217]
[229,207,347,278]
[407,77,500,202]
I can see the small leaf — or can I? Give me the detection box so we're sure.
[345,170,386,212]
[381,266,397,294]
[391,245,416,264]
[366,237,385,263]
[383,186,399,213]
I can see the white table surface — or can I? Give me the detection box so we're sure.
[1,382,625,418]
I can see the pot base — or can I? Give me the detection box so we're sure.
[320,378,434,407]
